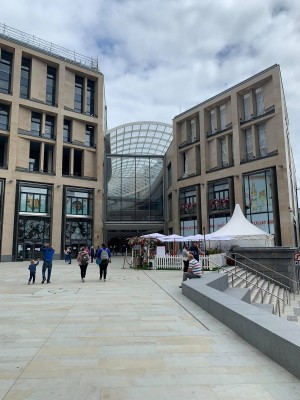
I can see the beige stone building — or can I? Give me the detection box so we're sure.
[165,64,299,247]
[0,26,105,261]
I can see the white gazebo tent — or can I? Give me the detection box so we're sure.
[207,204,274,247]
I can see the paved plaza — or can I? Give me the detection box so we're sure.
[0,256,300,400]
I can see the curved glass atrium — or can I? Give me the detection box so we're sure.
[106,122,173,225]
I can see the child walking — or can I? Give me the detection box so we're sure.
[28,259,40,284]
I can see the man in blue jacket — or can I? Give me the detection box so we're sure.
[41,243,55,283]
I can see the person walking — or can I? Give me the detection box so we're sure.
[96,244,111,281]
[41,243,55,284]
[77,247,90,282]
[90,245,95,263]
[189,242,200,261]
[179,252,203,288]
[28,258,39,284]
[182,245,189,272]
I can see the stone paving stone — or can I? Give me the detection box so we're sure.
[0,258,299,399]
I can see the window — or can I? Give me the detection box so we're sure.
[73,149,83,176]
[219,137,227,167]
[63,119,71,142]
[167,163,172,188]
[257,123,267,157]
[244,170,274,234]
[208,181,230,212]
[74,75,83,113]
[243,93,251,121]
[255,87,264,116]
[29,141,41,171]
[168,194,172,221]
[20,186,50,213]
[245,128,253,160]
[220,104,226,131]
[0,103,9,130]
[189,119,196,142]
[0,136,8,167]
[31,112,42,136]
[20,57,31,99]
[179,187,197,216]
[66,190,93,216]
[85,125,94,147]
[45,115,55,139]
[0,50,13,94]
[46,66,56,105]
[210,110,216,133]
[183,152,188,176]
[86,79,95,115]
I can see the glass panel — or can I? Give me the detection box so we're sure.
[257,123,267,157]
[255,87,264,116]
[245,128,253,160]
[243,93,251,121]
[220,104,226,130]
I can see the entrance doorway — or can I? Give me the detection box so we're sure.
[18,240,43,261]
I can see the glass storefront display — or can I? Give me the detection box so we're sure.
[64,188,93,257]
[243,169,275,234]
[16,183,53,260]
[180,218,197,237]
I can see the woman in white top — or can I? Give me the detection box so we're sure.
[182,245,189,272]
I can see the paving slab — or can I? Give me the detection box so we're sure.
[0,257,299,399]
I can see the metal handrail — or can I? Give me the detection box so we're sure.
[209,259,287,316]
[0,23,99,71]
[232,252,299,294]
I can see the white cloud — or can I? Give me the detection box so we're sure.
[2,0,300,182]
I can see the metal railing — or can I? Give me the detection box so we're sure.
[232,252,299,295]
[0,23,99,71]
[215,257,290,317]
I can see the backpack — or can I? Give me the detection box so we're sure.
[100,249,109,262]
[80,252,89,265]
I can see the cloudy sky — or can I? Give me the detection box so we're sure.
[2,0,300,179]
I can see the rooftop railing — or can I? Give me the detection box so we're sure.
[0,23,99,72]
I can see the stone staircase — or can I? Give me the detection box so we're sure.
[225,266,299,323]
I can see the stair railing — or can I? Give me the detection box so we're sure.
[226,255,291,307]
[232,252,299,296]
[208,259,287,316]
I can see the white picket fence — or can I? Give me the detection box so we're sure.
[154,256,183,270]
[153,253,226,270]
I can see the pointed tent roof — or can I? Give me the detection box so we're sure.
[207,204,274,240]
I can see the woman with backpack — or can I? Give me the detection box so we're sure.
[96,244,111,281]
[77,247,90,282]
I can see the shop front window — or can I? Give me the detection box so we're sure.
[20,186,51,214]
[66,190,93,216]
[244,169,274,234]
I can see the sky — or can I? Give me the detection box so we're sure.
[2,0,300,180]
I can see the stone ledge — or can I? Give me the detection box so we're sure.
[182,273,300,379]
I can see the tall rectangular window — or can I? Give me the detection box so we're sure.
[210,110,216,133]
[20,57,31,99]
[189,119,196,142]
[0,50,13,94]
[74,75,83,113]
[31,112,42,136]
[86,79,95,115]
[167,163,172,188]
[257,122,267,157]
[255,87,264,116]
[220,104,226,131]
[46,66,56,105]
[45,115,55,139]
[63,119,71,142]
[243,93,251,121]
[245,128,253,160]
[0,103,9,131]
[220,137,227,167]
[85,125,94,147]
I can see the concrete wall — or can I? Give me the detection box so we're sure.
[182,273,300,380]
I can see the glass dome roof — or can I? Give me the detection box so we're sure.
[107,121,173,155]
